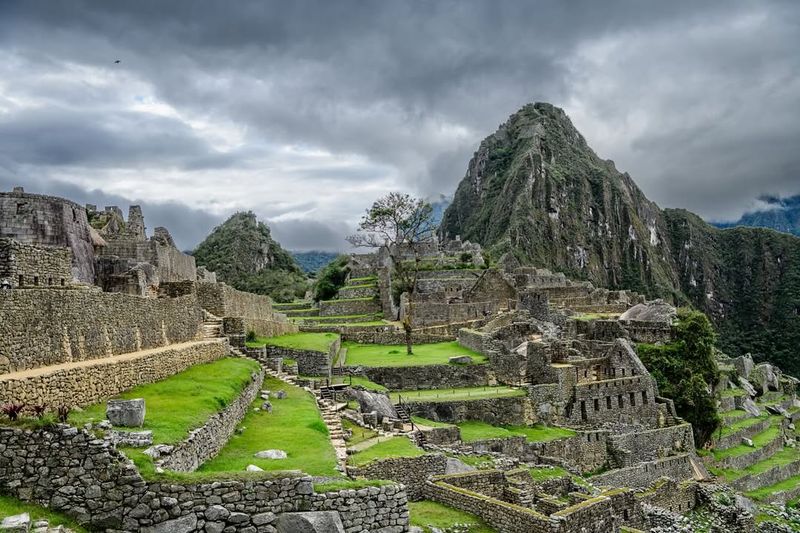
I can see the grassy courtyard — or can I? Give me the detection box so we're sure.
[0,494,87,532]
[391,386,525,403]
[199,377,338,476]
[409,500,495,532]
[71,358,260,444]
[347,436,424,466]
[247,332,339,352]
[343,341,487,367]
[456,421,576,443]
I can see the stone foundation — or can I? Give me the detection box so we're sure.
[359,364,491,391]
[346,454,447,500]
[406,396,534,426]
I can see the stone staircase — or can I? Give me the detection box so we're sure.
[201,312,224,339]
[318,396,348,468]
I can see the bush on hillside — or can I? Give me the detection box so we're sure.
[313,255,350,302]
[637,309,721,446]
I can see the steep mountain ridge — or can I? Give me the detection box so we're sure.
[713,194,800,237]
[441,103,800,372]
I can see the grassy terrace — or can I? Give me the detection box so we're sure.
[348,276,378,283]
[718,413,769,438]
[293,314,382,322]
[342,418,377,446]
[722,409,748,420]
[710,446,800,482]
[391,386,524,404]
[528,465,571,481]
[247,332,339,352]
[713,416,782,460]
[200,376,338,476]
[71,358,260,444]
[409,500,495,533]
[456,421,576,443]
[0,494,87,531]
[347,436,424,466]
[344,341,487,367]
[748,473,800,501]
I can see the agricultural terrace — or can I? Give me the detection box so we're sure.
[343,341,487,367]
[247,332,339,352]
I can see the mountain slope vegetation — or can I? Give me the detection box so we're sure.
[440,103,800,373]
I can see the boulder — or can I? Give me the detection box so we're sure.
[106,398,145,427]
[0,513,30,532]
[255,449,287,459]
[350,389,397,423]
[737,377,757,397]
[732,354,755,380]
[448,355,473,365]
[750,363,781,394]
[741,437,754,447]
[262,401,273,413]
[275,390,287,399]
[618,299,676,323]
[276,511,345,533]
[766,404,789,417]
[741,398,761,417]
[246,464,264,472]
[445,457,476,475]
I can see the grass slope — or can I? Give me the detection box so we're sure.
[409,500,495,532]
[248,332,339,352]
[200,377,338,476]
[457,421,575,443]
[344,341,487,367]
[392,386,524,403]
[347,436,423,466]
[0,495,87,531]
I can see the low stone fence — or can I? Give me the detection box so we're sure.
[263,337,339,377]
[591,454,695,489]
[457,328,489,354]
[421,425,462,445]
[357,363,491,391]
[719,430,784,470]
[0,425,408,532]
[406,396,534,426]
[342,330,452,345]
[319,297,382,316]
[346,453,447,500]
[451,436,528,458]
[160,368,264,472]
[0,340,228,406]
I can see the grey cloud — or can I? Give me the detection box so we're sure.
[268,218,351,253]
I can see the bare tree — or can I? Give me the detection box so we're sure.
[347,192,434,355]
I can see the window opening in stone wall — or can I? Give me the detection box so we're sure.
[580,400,587,420]
[33,276,39,286]
[47,277,52,285]
[72,208,77,221]
[618,394,623,408]
[16,202,27,214]
[594,398,599,411]
[629,392,635,406]
[606,396,612,409]
[18,274,23,286]
[642,390,647,404]
[60,278,65,286]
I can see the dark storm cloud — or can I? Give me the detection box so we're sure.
[0,0,798,250]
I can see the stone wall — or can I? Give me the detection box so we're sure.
[567,375,660,427]
[528,430,611,474]
[358,364,491,391]
[342,330,452,345]
[731,456,800,492]
[406,396,534,426]
[0,425,408,532]
[320,297,383,317]
[637,479,698,515]
[160,368,264,472]
[404,300,497,327]
[713,417,772,450]
[591,454,695,489]
[0,238,72,288]
[0,340,227,406]
[609,424,695,467]
[0,189,96,284]
[346,453,447,500]
[263,341,337,377]
[0,288,203,373]
[194,282,297,337]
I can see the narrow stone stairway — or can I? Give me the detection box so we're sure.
[201,312,224,339]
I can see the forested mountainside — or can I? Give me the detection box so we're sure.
[713,194,800,237]
[440,103,800,373]
[291,251,340,274]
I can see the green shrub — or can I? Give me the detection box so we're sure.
[246,330,257,343]
[313,255,351,302]
[637,309,721,445]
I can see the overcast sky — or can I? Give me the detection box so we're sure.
[1,1,798,251]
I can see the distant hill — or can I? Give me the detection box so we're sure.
[713,195,800,237]
[193,212,307,302]
[291,251,340,274]
[427,194,452,228]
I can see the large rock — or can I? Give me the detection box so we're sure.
[619,299,676,323]
[0,513,30,532]
[741,398,761,417]
[737,377,757,397]
[732,354,755,379]
[448,355,473,365]
[255,449,287,459]
[276,511,345,533]
[350,389,397,423]
[445,457,476,475]
[106,398,145,427]
[750,363,781,394]
[140,515,197,533]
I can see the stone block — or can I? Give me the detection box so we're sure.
[448,355,473,364]
[276,511,345,533]
[107,398,146,427]
[0,513,30,532]
[254,449,287,459]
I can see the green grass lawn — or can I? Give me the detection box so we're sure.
[747,473,800,501]
[391,386,525,403]
[248,332,339,352]
[344,341,487,367]
[199,377,338,476]
[342,418,378,446]
[722,409,748,419]
[711,446,800,482]
[456,421,575,444]
[342,376,388,392]
[347,436,423,466]
[70,358,260,444]
[412,416,455,428]
[409,500,495,533]
[528,466,570,481]
[718,414,768,438]
[0,495,87,532]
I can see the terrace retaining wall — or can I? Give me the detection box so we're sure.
[0,340,228,406]
[406,396,535,426]
[358,363,491,391]
[591,454,695,489]
[0,425,408,532]
[346,453,447,500]
[160,367,265,472]
[263,338,339,377]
